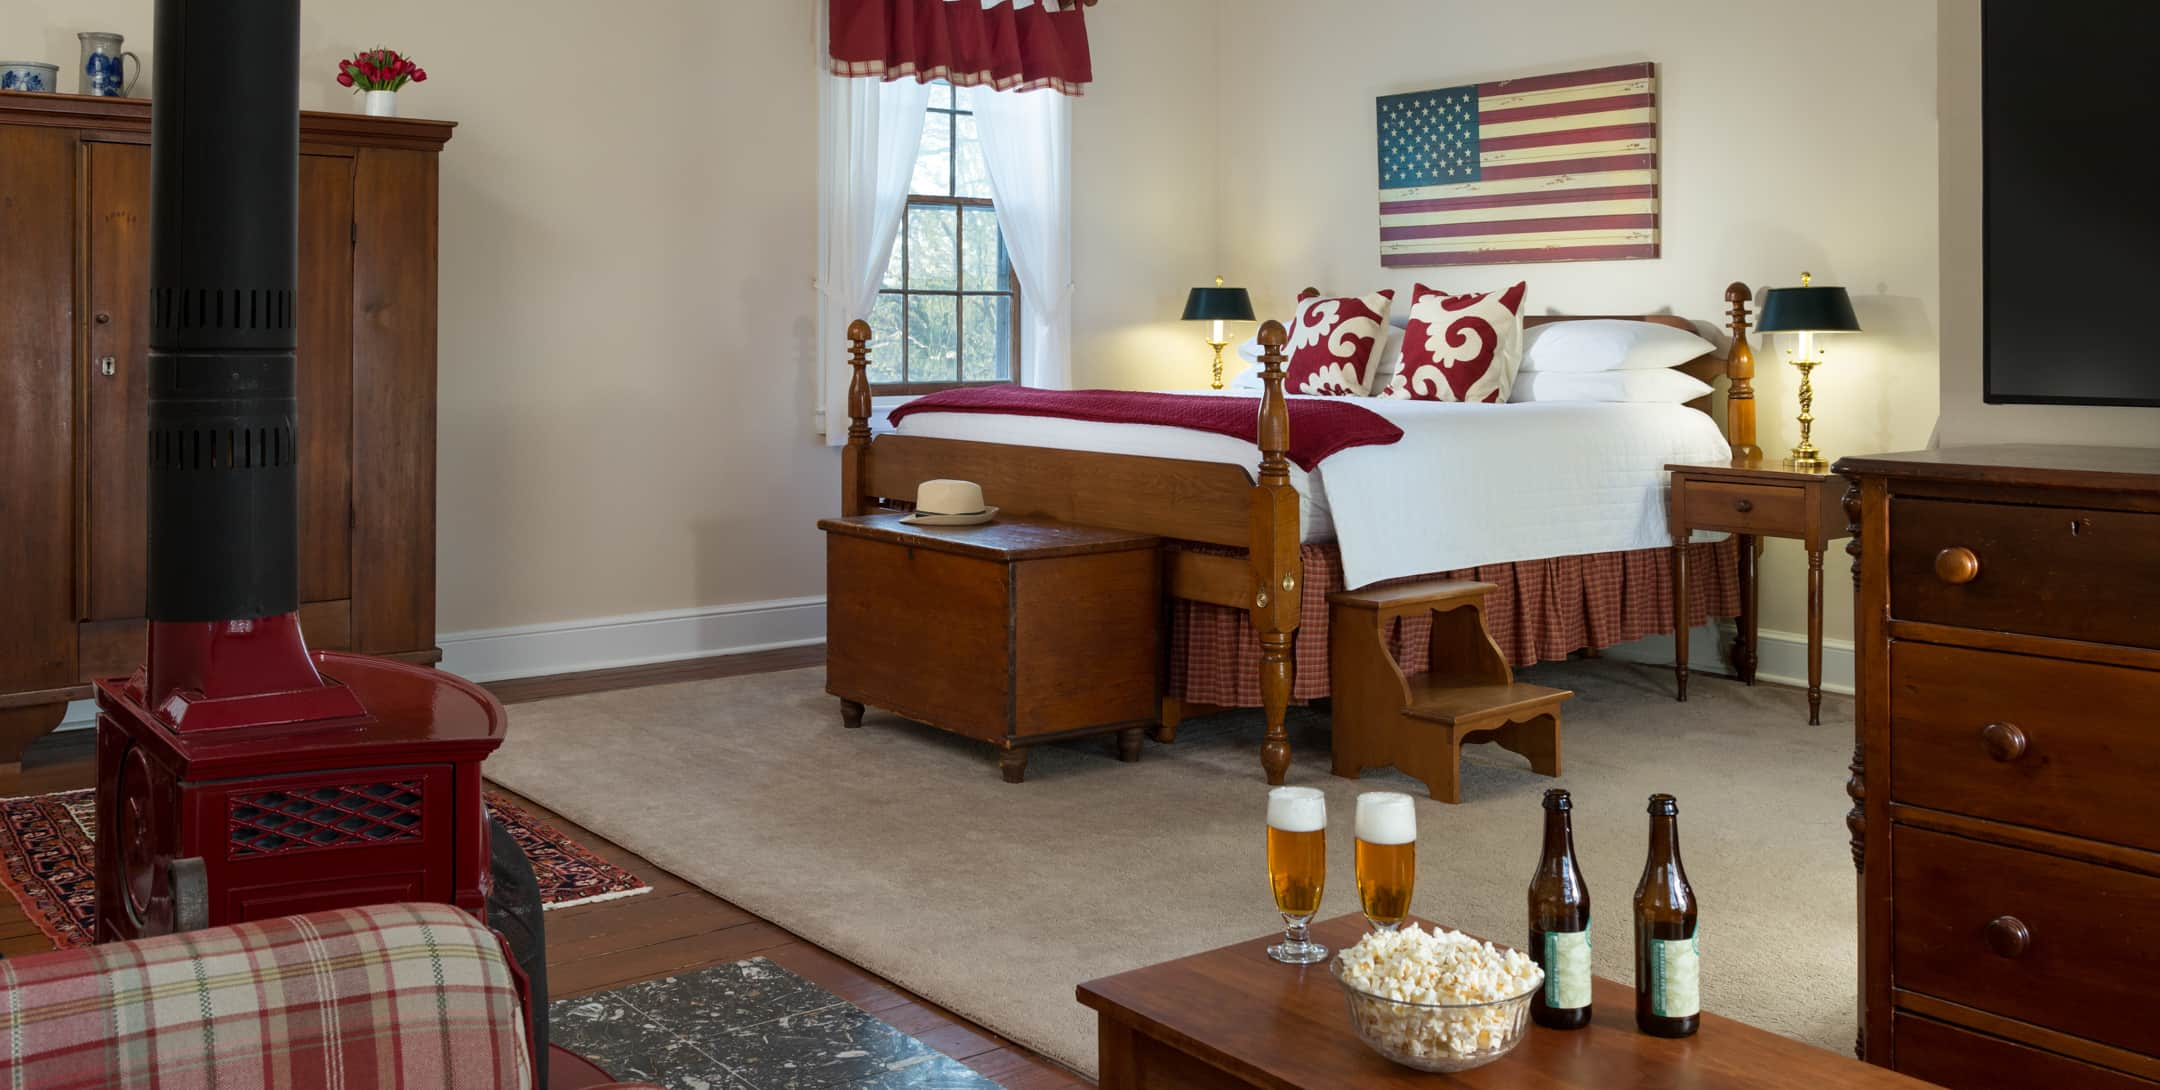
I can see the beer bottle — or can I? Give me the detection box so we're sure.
[1528,788,1592,1030]
[1633,793,1700,1037]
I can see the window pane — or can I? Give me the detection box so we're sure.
[909,112,951,197]
[908,294,958,383]
[868,293,904,384]
[961,207,1005,291]
[879,231,905,290]
[928,81,953,111]
[954,113,992,199]
[906,205,959,290]
[961,294,1015,382]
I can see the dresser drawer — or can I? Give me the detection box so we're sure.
[1893,826,2160,1056]
[1889,497,2160,648]
[1894,1014,2158,1090]
[1681,480,1807,534]
[1889,641,2160,853]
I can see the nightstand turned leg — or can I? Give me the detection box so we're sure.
[1808,546,1825,725]
[1734,533,1759,684]
[1000,747,1030,784]
[839,699,864,728]
[1671,542,1689,701]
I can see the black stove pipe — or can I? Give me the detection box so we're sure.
[147,0,301,622]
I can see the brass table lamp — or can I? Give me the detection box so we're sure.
[1755,272,1861,471]
[1181,276,1256,390]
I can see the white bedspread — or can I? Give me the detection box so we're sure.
[891,395,1730,590]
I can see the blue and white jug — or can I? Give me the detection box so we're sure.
[79,32,139,97]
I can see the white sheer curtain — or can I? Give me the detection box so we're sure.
[968,85,1073,389]
[815,73,930,442]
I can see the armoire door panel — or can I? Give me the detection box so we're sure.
[298,153,356,604]
[0,125,78,692]
[84,141,152,622]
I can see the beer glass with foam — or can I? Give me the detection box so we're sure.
[1355,791,1417,931]
[1265,786,1328,964]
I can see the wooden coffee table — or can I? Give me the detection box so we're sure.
[1077,914,1933,1088]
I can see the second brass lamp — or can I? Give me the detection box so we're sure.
[1182,276,1255,390]
[1755,272,1861,471]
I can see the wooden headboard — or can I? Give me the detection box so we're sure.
[1297,281,1759,460]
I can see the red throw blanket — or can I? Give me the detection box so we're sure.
[886,387,1404,471]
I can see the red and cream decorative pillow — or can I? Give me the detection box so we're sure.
[1282,290,1395,396]
[1382,281,1529,403]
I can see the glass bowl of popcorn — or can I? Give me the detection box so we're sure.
[1329,924,1545,1073]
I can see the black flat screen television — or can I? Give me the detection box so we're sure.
[1983,0,2160,406]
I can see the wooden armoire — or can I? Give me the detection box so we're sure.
[0,93,454,766]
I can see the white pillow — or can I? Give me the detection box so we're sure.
[1520,319,1715,373]
[1510,369,1714,404]
[1233,326,1405,392]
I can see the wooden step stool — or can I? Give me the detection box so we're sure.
[1327,580,1571,804]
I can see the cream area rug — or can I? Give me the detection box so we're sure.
[484,659,1858,1075]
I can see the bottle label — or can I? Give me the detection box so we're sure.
[1647,932,1701,1018]
[1543,921,1592,1010]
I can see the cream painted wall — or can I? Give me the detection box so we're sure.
[1,1,1222,637]
[1935,0,2159,446]
[1203,0,1944,644]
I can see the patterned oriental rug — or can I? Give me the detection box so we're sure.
[0,788,649,950]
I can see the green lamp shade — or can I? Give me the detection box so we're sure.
[1757,284,1861,333]
[1181,286,1255,322]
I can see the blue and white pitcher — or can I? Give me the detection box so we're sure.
[78,32,139,97]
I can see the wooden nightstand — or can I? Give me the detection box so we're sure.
[1667,459,1851,724]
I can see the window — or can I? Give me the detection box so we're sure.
[867,83,1019,394]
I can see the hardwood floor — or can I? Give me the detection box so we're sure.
[0,651,1088,1090]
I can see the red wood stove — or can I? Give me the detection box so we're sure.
[93,2,508,943]
[94,617,506,941]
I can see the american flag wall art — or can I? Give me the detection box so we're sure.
[1376,62,1659,267]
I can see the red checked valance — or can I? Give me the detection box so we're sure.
[829,0,1094,96]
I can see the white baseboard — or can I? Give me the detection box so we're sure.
[436,596,827,684]
[1604,622,1855,696]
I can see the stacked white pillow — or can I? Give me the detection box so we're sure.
[1510,319,1717,404]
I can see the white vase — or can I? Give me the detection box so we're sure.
[362,89,396,117]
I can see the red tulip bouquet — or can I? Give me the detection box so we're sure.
[335,47,427,92]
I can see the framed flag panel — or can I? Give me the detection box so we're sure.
[1377,62,1659,267]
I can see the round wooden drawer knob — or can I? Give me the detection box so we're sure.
[1981,721,2028,762]
[1984,915,2030,958]
[1934,546,1981,585]
[1733,498,1753,513]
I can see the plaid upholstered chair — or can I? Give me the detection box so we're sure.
[0,901,657,1089]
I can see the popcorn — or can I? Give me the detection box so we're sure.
[1336,925,1544,1064]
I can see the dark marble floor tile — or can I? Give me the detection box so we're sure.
[620,957,845,1038]
[548,996,739,1089]
[702,1004,943,1090]
[841,1053,1004,1090]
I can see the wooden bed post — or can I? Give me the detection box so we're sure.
[841,319,874,516]
[1723,283,1759,462]
[1250,320,1300,785]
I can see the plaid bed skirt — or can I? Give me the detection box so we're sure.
[1169,538,1741,706]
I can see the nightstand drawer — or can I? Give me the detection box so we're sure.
[1892,826,2160,1057]
[1889,641,2160,852]
[1889,497,2160,648]
[1681,480,1806,534]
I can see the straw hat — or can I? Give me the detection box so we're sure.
[899,479,998,526]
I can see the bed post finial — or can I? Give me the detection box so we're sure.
[1255,319,1291,487]
[1723,283,1759,463]
[842,319,874,516]
[1250,318,1297,785]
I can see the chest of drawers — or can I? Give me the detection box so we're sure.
[1835,445,2160,1090]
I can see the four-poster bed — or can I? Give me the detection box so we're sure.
[837,284,1760,785]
